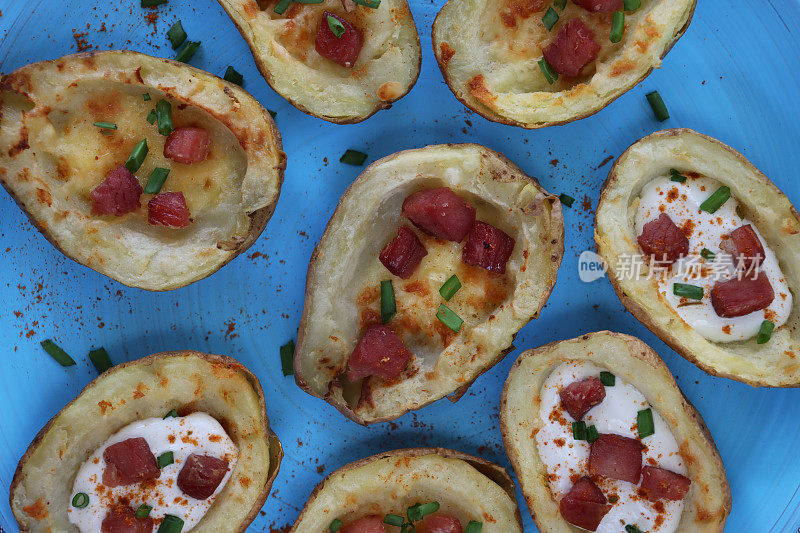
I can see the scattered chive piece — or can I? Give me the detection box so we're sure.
[538,57,559,85]
[72,492,89,508]
[141,0,167,6]
[381,280,397,324]
[559,193,575,207]
[280,340,295,376]
[464,522,483,533]
[125,139,149,173]
[340,149,367,166]
[144,167,171,194]
[572,421,587,440]
[646,91,669,121]
[637,407,655,438]
[157,514,184,533]
[223,66,244,86]
[623,0,641,10]
[542,7,559,31]
[88,347,113,373]
[699,186,731,214]
[329,519,343,532]
[599,371,616,386]
[439,274,462,301]
[701,248,716,261]
[157,451,174,468]
[586,424,600,443]
[156,99,174,136]
[136,504,153,518]
[436,304,463,332]
[353,0,381,7]
[175,41,201,63]
[407,502,439,522]
[610,11,625,43]
[164,409,179,418]
[273,0,292,14]
[143,93,152,101]
[757,320,775,344]
[384,515,405,527]
[167,20,187,49]
[327,15,346,38]
[268,109,277,119]
[40,339,76,367]
[93,121,117,130]
[625,525,646,533]
[673,282,703,300]
[669,168,687,183]
[146,109,157,124]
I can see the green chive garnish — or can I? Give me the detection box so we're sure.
[280,340,295,376]
[223,66,244,86]
[164,409,179,418]
[610,11,625,43]
[175,41,201,63]
[384,515,405,527]
[144,168,170,194]
[141,0,167,6]
[623,0,641,11]
[88,347,113,373]
[93,122,117,130]
[699,186,731,214]
[542,7,559,31]
[381,280,397,324]
[436,304,463,332]
[72,492,89,508]
[143,93,152,101]
[439,274,462,301]
[464,522,483,533]
[156,99,174,136]
[625,525,646,533]
[353,0,380,7]
[701,248,716,261]
[41,339,76,367]
[559,193,575,207]
[669,168,687,183]
[136,504,153,518]
[554,0,567,7]
[157,514,184,533]
[586,424,600,443]
[538,57,559,85]
[125,139,149,173]
[599,371,615,386]
[146,109,157,124]
[273,0,292,14]
[673,283,703,300]
[637,407,655,438]
[329,519,343,532]
[167,21,187,49]
[407,502,439,522]
[572,420,587,440]
[646,91,669,121]
[340,149,367,166]
[268,109,277,119]
[327,15,346,38]
[757,320,775,344]
[157,451,174,468]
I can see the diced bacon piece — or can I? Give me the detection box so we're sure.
[640,466,692,502]
[347,325,413,382]
[417,514,463,533]
[637,213,689,265]
[148,192,191,228]
[315,11,364,68]
[462,221,515,273]
[379,225,428,279]
[90,165,142,216]
[559,377,606,420]
[341,515,387,533]
[710,271,775,318]
[102,437,159,487]
[559,477,611,531]
[542,19,601,78]
[177,453,230,500]
[589,434,644,483]
[402,187,476,242]
[100,505,154,533]
[573,0,622,13]
[164,127,210,164]
[721,224,765,270]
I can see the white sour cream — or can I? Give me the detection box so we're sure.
[635,173,792,342]
[536,361,686,533]
[68,412,238,532]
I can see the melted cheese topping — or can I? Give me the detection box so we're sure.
[635,174,792,342]
[68,413,237,532]
[536,361,686,533]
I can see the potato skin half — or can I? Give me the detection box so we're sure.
[0,51,285,291]
[291,448,523,532]
[9,350,283,533]
[596,129,800,386]
[500,331,731,533]
[431,0,695,128]
[294,143,564,424]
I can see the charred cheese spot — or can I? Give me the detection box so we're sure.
[468,75,497,105]
[22,498,48,520]
[378,81,402,102]
[439,42,456,64]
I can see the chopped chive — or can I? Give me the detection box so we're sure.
[136,504,153,518]
[143,93,152,101]
[163,409,179,418]
[327,15,346,38]
[141,0,167,6]
[407,502,439,522]
[699,186,731,214]
[329,519,343,532]
[88,347,113,373]
[538,57,559,85]
[757,320,775,344]
[146,109,157,124]
[599,371,615,386]
[439,274,462,301]
[572,420,587,440]
[40,339,76,367]
[268,109,277,119]
[436,304,463,332]
[646,91,669,121]
[144,167,170,194]
[559,193,575,207]
[610,11,625,43]
[464,522,483,533]
[625,525,646,533]
[157,514,184,533]
[586,424,600,443]
[157,451,174,468]
[280,340,295,376]
[637,407,655,438]
[701,248,716,261]
[175,41,201,63]
[156,99,174,136]
[167,21,187,49]
[223,66,244,86]
[340,149,367,166]
[384,515,405,527]
[669,168,687,183]
[554,0,567,7]
[673,282,703,300]
[273,0,292,14]
[623,0,641,10]
[381,280,397,324]
[72,492,89,508]
[124,139,149,173]
[353,0,381,7]
[93,121,117,130]
[542,7,559,31]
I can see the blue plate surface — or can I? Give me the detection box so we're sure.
[1,1,799,531]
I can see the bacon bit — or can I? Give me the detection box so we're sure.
[721,325,731,335]
[22,498,48,520]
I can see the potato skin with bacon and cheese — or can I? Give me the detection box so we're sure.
[0,51,285,291]
[431,0,695,128]
[9,350,283,533]
[216,0,421,123]
[500,331,730,532]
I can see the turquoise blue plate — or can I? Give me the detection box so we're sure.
[1,1,799,531]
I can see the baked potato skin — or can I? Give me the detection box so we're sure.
[216,0,422,124]
[9,350,283,533]
[431,0,695,129]
[0,51,286,291]
[294,144,564,425]
[500,331,731,533]
[595,129,800,386]
[291,448,524,532]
